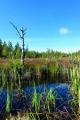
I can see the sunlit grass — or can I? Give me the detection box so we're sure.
[0,58,80,119]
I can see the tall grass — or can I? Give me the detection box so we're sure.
[44,88,55,113]
[31,84,56,119]
[32,86,41,113]
[69,65,80,114]
[6,82,11,113]
[1,58,80,119]
[0,59,70,89]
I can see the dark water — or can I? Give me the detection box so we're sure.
[0,83,72,114]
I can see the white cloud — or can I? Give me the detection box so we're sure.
[59,27,72,35]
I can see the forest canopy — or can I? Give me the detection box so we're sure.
[0,39,80,59]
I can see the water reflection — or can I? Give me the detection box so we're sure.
[0,83,71,113]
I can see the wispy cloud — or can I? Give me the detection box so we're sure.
[59,27,72,35]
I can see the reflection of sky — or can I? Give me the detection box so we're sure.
[0,84,71,112]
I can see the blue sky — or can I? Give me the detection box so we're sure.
[0,0,80,53]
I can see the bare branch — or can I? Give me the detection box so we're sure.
[20,27,27,37]
[10,21,22,38]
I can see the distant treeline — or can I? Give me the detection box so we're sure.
[0,39,80,59]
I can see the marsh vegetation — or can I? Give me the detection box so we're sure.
[0,40,80,119]
[0,57,80,120]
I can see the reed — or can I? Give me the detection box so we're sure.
[1,58,80,119]
[32,85,40,112]
[69,65,80,114]
[31,84,42,120]
[6,82,11,113]
[0,58,71,89]
[44,89,56,113]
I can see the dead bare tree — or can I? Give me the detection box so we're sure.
[10,21,26,77]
